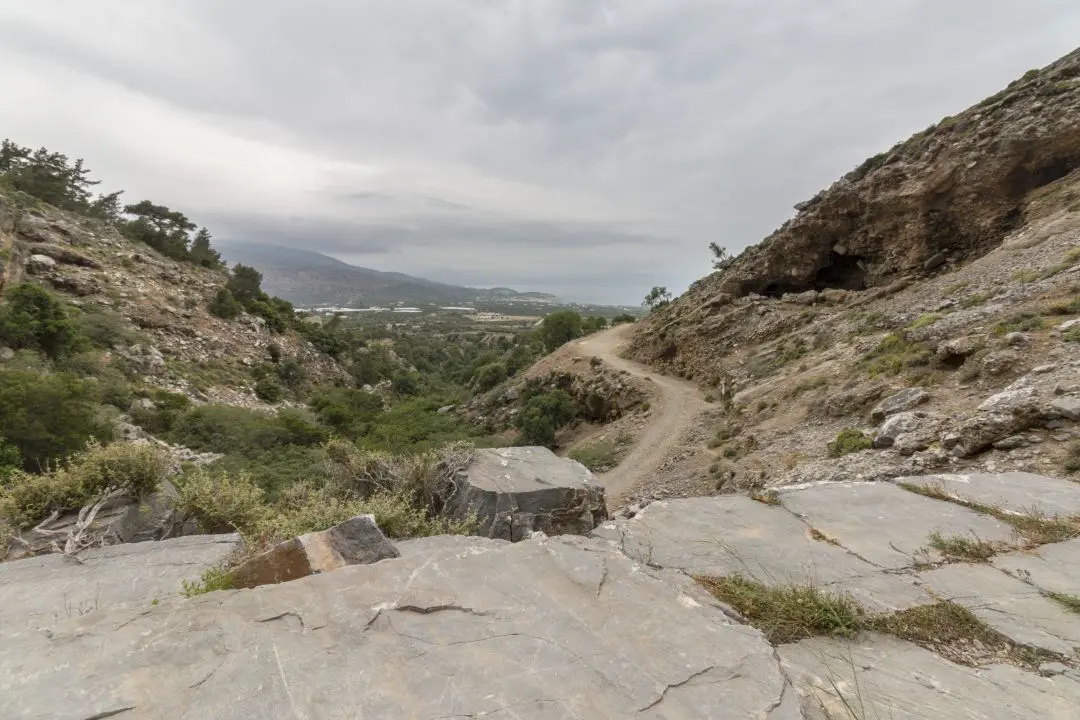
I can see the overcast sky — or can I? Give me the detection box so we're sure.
[2,2,1079,304]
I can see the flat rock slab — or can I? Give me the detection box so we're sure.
[919,563,1080,657]
[780,482,1014,569]
[994,538,1080,596]
[592,496,928,612]
[449,446,607,540]
[780,633,1080,720]
[0,534,241,635]
[893,472,1080,518]
[0,535,798,719]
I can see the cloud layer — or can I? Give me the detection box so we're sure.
[2,1,1079,302]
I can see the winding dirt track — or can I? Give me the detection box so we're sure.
[572,324,707,505]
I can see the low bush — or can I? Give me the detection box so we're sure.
[516,390,576,446]
[858,333,932,377]
[0,282,83,359]
[208,288,242,320]
[827,428,872,457]
[0,441,167,528]
[254,378,283,403]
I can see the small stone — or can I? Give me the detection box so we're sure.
[0,347,13,361]
[1003,332,1030,347]
[26,254,57,272]
[1058,318,1080,332]
[1032,364,1056,374]
[874,412,921,449]
[1050,397,1080,421]
[992,435,1028,450]
[1040,662,1068,677]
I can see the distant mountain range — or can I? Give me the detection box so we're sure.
[214,241,559,307]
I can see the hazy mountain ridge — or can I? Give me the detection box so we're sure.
[216,241,559,307]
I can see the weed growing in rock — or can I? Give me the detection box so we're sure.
[696,574,863,644]
[926,532,998,562]
[827,429,872,458]
[867,602,1055,669]
[898,482,1080,547]
[1045,591,1080,614]
[1064,326,1080,343]
[180,566,235,597]
[959,290,997,308]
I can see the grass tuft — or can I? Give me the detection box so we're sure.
[827,429,872,458]
[696,574,863,644]
[926,531,998,562]
[1045,591,1080,614]
[899,482,1080,547]
[749,489,782,506]
[180,566,235,597]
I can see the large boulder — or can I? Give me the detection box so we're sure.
[0,535,796,719]
[230,515,399,589]
[447,447,608,541]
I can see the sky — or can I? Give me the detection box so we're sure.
[2,2,1079,304]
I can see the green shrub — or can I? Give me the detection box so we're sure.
[827,428,872,457]
[993,313,1044,336]
[1046,297,1080,315]
[908,313,943,329]
[254,378,283,403]
[208,288,242,319]
[471,362,507,392]
[76,307,144,349]
[539,310,583,351]
[129,390,192,434]
[0,282,83,359]
[0,369,110,470]
[0,441,167,528]
[516,390,576,446]
[166,404,327,456]
[1065,326,1080,343]
[1066,442,1080,475]
[858,333,932,376]
[175,468,270,535]
[181,566,235,597]
[310,387,384,437]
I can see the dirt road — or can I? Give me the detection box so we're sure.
[573,324,707,504]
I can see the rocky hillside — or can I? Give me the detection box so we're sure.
[708,48,1080,299]
[626,47,1080,498]
[0,188,347,406]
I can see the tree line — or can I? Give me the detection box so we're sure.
[1,139,223,268]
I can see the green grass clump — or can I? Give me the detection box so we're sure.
[992,313,1045,336]
[1065,326,1080,343]
[181,566,235,597]
[827,429,872,458]
[696,574,862,644]
[858,333,932,377]
[907,313,943,330]
[959,290,997,308]
[1045,591,1080,614]
[926,532,998,562]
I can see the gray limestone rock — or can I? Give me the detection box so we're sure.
[591,495,928,613]
[779,482,1013,569]
[1051,396,1080,421]
[0,535,793,719]
[448,446,607,541]
[870,387,929,423]
[919,563,1080,656]
[873,411,920,448]
[994,538,1080,596]
[780,633,1080,720]
[0,533,241,634]
[892,472,1080,518]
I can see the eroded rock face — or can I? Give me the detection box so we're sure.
[870,388,930,423]
[230,514,399,589]
[708,50,1080,299]
[0,535,795,719]
[448,447,608,541]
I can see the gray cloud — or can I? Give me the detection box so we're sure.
[1,1,1079,303]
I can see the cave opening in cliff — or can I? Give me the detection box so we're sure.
[761,251,867,297]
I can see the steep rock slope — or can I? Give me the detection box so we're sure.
[711,48,1080,298]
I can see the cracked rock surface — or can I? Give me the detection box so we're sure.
[0,534,794,719]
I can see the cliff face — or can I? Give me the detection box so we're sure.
[709,48,1080,299]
